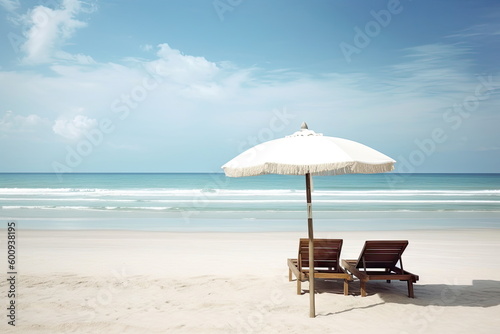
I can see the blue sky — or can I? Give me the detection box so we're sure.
[0,0,499,173]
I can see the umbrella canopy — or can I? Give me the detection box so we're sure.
[221,123,395,317]
[223,123,394,177]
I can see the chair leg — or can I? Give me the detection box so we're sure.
[343,279,349,296]
[407,280,415,298]
[360,280,367,297]
[297,279,302,295]
[288,269,292,282]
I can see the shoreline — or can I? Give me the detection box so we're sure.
[2,210,500,233]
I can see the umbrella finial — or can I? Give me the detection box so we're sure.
[287,122,323,138]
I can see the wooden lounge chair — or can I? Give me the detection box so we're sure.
[341,240,419,298]
[288,239,352,296]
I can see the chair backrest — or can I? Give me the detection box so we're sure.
[356,240,408,269]
[298,238,343,272]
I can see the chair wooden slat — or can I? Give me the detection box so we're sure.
[288,238,352,296]
[342,240,418,298]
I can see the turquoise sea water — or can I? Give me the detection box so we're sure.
[1,173,499,231]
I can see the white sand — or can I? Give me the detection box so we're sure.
[2,228,500,333]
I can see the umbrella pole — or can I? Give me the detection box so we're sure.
[306,173,315,318]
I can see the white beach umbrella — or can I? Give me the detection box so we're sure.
[222,122,395,317]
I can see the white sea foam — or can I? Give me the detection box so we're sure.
[1,181,499,216]
[1,188,499,197]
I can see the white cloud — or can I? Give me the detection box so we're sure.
[141,44,153,52]
[146,43,220,84]
[0,110,49,135]
[56,50,96,64]
[0,0,19,12]
[20,0,93,64]
[446,22,500,39]
[1,39,498,172]
[389,44,474,89]
[52,115,97,140]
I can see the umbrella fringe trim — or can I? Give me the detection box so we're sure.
[223,162,394,177]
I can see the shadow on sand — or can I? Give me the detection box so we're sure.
[307,278,500,309]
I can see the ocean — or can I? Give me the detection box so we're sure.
[1,173,499,232]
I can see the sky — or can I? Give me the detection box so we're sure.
[0,0,499,174]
